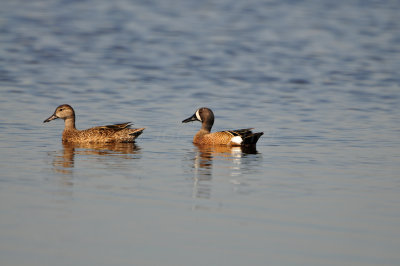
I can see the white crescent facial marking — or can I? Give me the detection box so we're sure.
[231,136,243,145]
[195,109,202,121]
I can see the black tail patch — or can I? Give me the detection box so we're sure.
[242,132,264,145]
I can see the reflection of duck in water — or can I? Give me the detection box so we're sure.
[195,143,258,158]
[190,144,260,200]
[193,144,258,172]
[182,107,263,146]
[52,142,141,174]
[194,144,243,168]
[44,104,144,143]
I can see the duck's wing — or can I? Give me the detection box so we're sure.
[80,123,132,139]
[224,128,254,137]
[96,122,132,130]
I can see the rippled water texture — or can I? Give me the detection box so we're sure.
[1,0,399,265]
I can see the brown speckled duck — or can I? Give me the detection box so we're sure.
[44,104,144,143]
[182,107,263,146]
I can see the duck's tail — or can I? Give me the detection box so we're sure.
[129,128,145,139]
[242,132,263,145]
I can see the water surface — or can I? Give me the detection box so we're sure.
[1,0,400,265]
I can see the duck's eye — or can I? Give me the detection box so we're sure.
[59,108,63,111]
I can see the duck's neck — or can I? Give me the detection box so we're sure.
[201,122,212,133]
[64,117,77,131]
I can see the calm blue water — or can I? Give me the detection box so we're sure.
[1,0,400,265]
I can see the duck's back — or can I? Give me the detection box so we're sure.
[62,123,144,143]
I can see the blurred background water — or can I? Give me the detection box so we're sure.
[0,0,399,265]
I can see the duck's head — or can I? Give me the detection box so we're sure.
[44,104,75,123]
[182,107,214,128]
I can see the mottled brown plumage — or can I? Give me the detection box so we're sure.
[44,104,144,143]
[182,107,263,146]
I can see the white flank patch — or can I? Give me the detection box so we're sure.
[231,136,243,145]
[195,109,202,121]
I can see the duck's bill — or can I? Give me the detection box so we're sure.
[43,114,58,123]
[182,113,198,123]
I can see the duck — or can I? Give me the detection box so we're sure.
[182,107,263,146]
[44,104,144,143]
